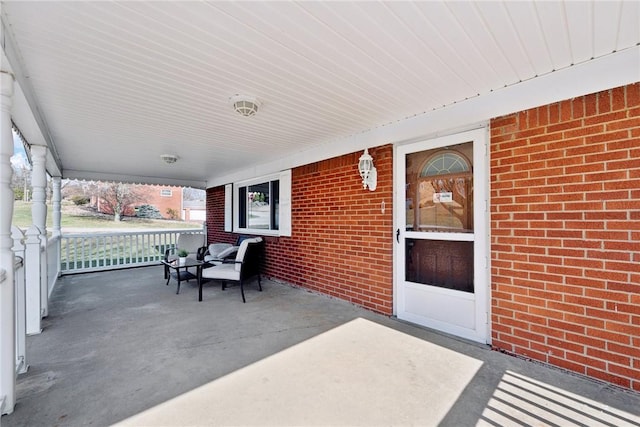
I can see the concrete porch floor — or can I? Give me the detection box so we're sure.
[2,267,640,427]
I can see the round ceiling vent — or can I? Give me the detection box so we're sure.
[230,95,261,117]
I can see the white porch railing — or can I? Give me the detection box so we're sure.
[60,228,204,274]
[5,224,205,403]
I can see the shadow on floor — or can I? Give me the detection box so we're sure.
[3,266,640,426]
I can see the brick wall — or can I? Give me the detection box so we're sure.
[490,83,640,390]
[151,186,183,219]
[205,85,639,390]
[206,186,237,245]
[206,145,394,314]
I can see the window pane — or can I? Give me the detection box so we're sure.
[421,152,469,176]
[405,142,473,232]
[233,172,290,235]
[239,187,247,228]
[247,182,270,229]
[271,180,279,230]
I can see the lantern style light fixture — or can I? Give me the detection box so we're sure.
[358,148,377,191]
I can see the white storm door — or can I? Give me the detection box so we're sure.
[395,128,489,343]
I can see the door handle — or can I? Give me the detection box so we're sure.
[396,228,400,243]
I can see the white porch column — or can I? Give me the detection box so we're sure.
[0,70,16,415]
[51,176,61,279]
[52,176,61,238]
[30,145,48,318]
[24,225,42,335]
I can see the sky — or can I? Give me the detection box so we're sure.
[10,130,30,170]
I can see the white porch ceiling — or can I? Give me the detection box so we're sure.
[1,1,638,188]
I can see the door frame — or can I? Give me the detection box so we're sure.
[393,127,491,344]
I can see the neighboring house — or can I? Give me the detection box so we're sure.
[182,200,205,222]
[94,185,183,220]
[207,83,640,391]
[147,186,183,220]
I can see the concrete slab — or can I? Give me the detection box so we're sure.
[2,266,640,426]
[117,317,484,426]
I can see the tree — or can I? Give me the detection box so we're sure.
[97,182,146,221]
[183,186,205,201]
[11,164,31,201]
[11,134,32,201]
[61,179,89,200]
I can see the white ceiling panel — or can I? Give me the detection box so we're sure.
[475,1,537,81]
[592,1,621,56]
[619,1,640,49]
[1,1,637,188]
[504,1,554,76]
[564,1,594,63]
[387,2,484,101]
[532,1,573,70]
[445,2,522,86]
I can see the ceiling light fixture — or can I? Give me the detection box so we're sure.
[160,154,178,164]
[230,94,261,117]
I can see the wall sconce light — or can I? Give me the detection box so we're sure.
[358,148,377,191]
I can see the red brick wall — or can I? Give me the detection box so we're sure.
[490,83,640,391]
[206,145,394,314]
[150,186,182,219]
[205,85,639,390]
[206,186,237,245]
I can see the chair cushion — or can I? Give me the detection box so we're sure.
[207,243,231,254]
[234,237,262,272]
[201,263,239,281]
[177,233,205,256]
[217,246,239,259]
[204,244,239,264]
[207,243,233,257]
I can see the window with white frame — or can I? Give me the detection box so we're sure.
[229,170,291,237]
[160,189,172,197]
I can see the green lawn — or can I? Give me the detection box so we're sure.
[12,201,202,231]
